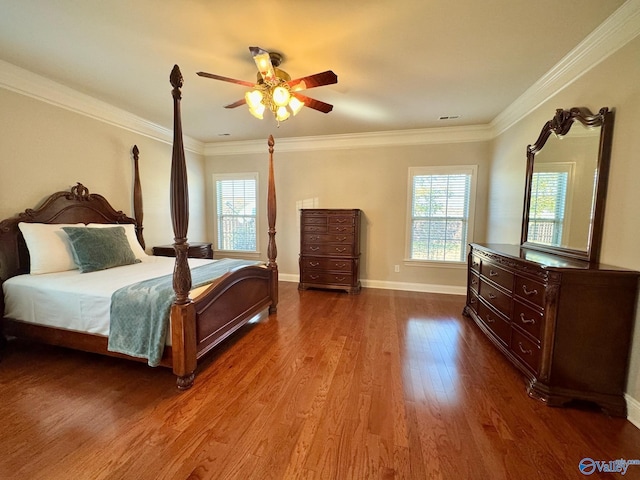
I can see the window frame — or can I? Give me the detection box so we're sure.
[213,172,260,255]
[404,165,478,266]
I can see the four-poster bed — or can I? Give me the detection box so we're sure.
[0,65,278,389]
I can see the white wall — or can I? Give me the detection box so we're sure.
[0,88,206,250]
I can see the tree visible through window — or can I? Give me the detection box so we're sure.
[214,174,258,252]
[408,166,476,262]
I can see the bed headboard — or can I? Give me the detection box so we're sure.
[0,182,142,283]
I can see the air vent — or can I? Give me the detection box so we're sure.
[438,115,460,120]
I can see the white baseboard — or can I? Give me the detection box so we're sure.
[278,273,466,296]
[625,394,640,430]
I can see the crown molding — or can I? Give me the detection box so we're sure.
[491,0,640,136]
[0,59,205,154]
[204,125,493,156]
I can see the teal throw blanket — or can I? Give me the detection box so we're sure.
[108,258,261,366]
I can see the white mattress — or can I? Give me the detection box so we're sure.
[2,255,213,336]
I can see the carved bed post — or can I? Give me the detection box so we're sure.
[169,65,196,389]
[132,145,145,249]
[267,135,278,313]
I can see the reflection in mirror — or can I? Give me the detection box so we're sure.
[521,107,613,263]
[527,124,600,251]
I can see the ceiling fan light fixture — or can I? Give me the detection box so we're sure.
[245,89,264,109]
[289,96,304,116]
[275,106,290,122]
[272,86,291,107]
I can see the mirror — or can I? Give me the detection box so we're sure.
[521,107,614,263]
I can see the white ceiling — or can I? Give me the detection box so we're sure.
[0,0,628,144]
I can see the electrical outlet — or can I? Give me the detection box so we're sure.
[394,265,400,273]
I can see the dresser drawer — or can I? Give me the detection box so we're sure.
[302,215,327,225]
[303,233,354,244]
[469,271,480,294]
[511,327,541,374]
[480,261,514,292]
[514,276,545,308]
[513,299,544,342]
[302,243,354,256]
[477,301,511,346]
[302,271,353,286]
[301,256,353,273]
[467,290,479,315]
[479,280,511,317]
[470,254,481,273]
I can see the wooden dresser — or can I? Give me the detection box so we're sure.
[464,243,639,416]
[299,209,361,294]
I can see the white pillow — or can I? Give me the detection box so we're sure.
[18,223,83,275]
[87,223,149,261]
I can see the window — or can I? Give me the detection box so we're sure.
[407,166,477,263]
[214,173,258,252]
[527,163,573,245]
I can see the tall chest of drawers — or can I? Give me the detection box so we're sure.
[299,209,361,294]
[464,243,639,417]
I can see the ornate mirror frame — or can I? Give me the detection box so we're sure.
[520,107,614,263]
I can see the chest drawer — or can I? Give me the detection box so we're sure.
[302,215,327,225]
[513,299,544,342]
[302,271,353,286]
[329,215,356,226]
[514,276,545,308]
[302,243,354,256]
[479,280,511,317]
[303,233,354,244]
[469,271,480,294]
[481,261,514,292]
[300,256,354,273]
[470,254,481,273]
[510,327,541,375]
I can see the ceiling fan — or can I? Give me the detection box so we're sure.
[197,46,338,123]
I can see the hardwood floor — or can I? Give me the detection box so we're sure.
[1,282,640,479]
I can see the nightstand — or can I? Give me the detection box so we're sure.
[152,242,213,259]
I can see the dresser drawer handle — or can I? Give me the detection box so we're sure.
[471,279,478,285]
[519,313,536,325]
[522,285,538,296]
[336,219,347,223]
[335,276,346,281]
[518,342,532,356]
[335,227,349,232]
[335,236,347,241]
[309,261,320,267]
[485,314,495,323]
[470,298,476,304]
[472,261,479,268]
[309,235,320,241]
[335,263,347,268]
[309,246,320,251]
[310,274,320,280]
[335,247,347,253]
[489,270,499,277]
[488,293,497,300]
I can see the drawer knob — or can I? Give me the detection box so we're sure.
[489,270,499,277]
[519,313,536,325]
[335,247,347,253]
[336,219,347,223]
[310,246,320,251]
[336,227,349,232]
[471,279,478,285]
[335,263,347,268]
[488,293,497,299]
[336,236,347,241]
[518,342,532,356]
[309,261,320,267]
[335,276,346,281]
[485,314,495,323]
[310,274,320,280]
[522,285,538,296]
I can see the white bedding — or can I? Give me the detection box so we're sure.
[2,255,213,336]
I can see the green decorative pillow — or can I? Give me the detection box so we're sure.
[61,226,140,273]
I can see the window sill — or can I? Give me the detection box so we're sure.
[403,259,466,269]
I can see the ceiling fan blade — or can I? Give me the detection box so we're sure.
[249,46,277,84]
[224,98,247,109]
[292,93,333,114]
[288,71,338,91]
[196,71,255,88]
